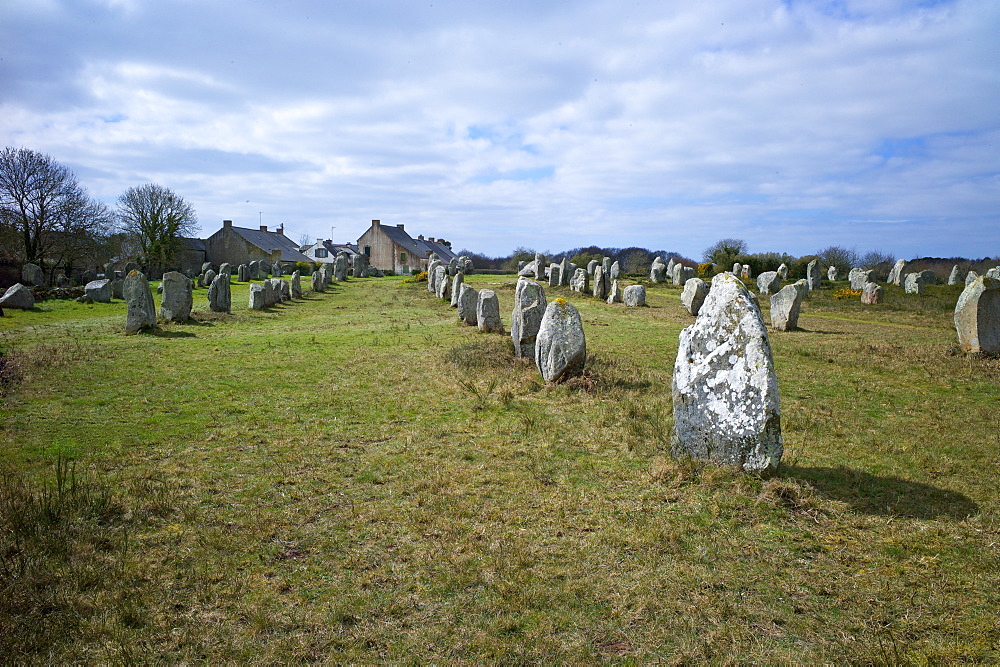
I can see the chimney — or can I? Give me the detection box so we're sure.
[223,219,232,228]
[417,235,424,240]
[260,225,267,232]
[396,224,404,230]
[317,238,323,244]
[277,224,284,234]
[372,219,380,227]
[428,237,435,243]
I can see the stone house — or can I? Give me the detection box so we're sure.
[299,239,359,265]
[356,219,457,275]
[204,220,313,270]
[178,237,207,274]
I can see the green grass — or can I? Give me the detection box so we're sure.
[1,274,997,662]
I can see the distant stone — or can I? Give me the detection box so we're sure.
[680,277,709,316]
[278,279,291,301]
[367,266,383,277]
[335,254,349,282]
[353,253,369,278]
[435,266,450,300]
[610,261,621,281]
[587,259,598,276]
[219,263,232,279]
[666,258,676,282]
[124,271,157,333]
[160,271,192,322]
[535,298,586,383]
[607,280,622,304]
[21,263,45,286]
[955,276,1000,354]
[84,279,112,303]
[903,272,924,295]
[427,260,441,292]
[249,283,265,310]
[741,265,752,281]
[776,263,788,280]
[560,257,571,286]
[592,265,608,300]
[511,277,547,359]
[948,265,962,286]
[849,267,874,290]
[988,267,1000,280]
[827,265,838,281]
[919,269,936,285]
[732,262,742,277]
[237,264,247,282]
[0,283,35,310]
[208,273,231,313]
[965,271,979,286]
[457,284,479,325]
[623,284,646,307]
[673,264,694,288]
[888,259,907,286]
[570,268,589,294]
[650,256,667,283]
[248,261,259,280]
[477,289,503,333]
[111,279,124,300]
[549,263,561,288]
[756,271,780,296]
[861,282,884,305]
[204,269,217,288]
[806,259,821,291]
[291,271,302,298]
[311,270,324,292]
[770,283,804,331]
[672,273,782,473]
[450,272,464,307]
[201,262,214,274]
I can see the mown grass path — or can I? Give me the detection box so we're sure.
[1,275,997,662]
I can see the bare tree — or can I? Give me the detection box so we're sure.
[817,245,859,277]
[117,183,197,275]
[0,146,96,266]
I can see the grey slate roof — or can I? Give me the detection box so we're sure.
[419,238,458,262]
[374,224,458,262]
[230,226,313,263]
[180,237,206,252]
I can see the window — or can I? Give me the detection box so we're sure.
[400,252,407,263]
[364,246,371,257]
[315,248,328,258]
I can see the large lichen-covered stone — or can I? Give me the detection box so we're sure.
[623,284,646,307]
[680,277,709,316]
[769,283,803,331]
[352,253,369,278]
[955,276,1000,354]
[570,268,589,294]
[450,273,465,308]
[124,270,157,333]
[672,273,782,473]
[477,289,503,333]
[535,298,586,383]
[457,284,479,326]
[84,279,112,303]
[861,282,884,304]
[806,259,821,291]
[548,263,561,288]
[673,264,694,288]
[903,272,924,295]
[511,278,546,358]
[427,260,441,293]
[756,271,780,296]
[650,257,667,283]
[160,271,192,322]
[0,283,35,310]
[849,267,874,290]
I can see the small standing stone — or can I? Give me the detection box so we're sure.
[756,271,781,296]
[607,280,622,304]
[249,283,265,310]
[535,298,586,383]
[680,278,709,316]
[861,282,884,304]
[477,289,503,333]
[208,273,231,313]
[450,273,465,308]
[291,271,302,298]
[84,279,112,303]
[610,261,620,280]
[124,270,157,333]
[511,278,547,358]
[592,265,608,300]
[650,257,667,283]
[955,276,1000,354]
[673,264,694,288]
[21,263,45,287]
[623,284,646,307]
[549,263,561,288]
[888,259,907,286]
[570,268,589,294]
[776,263,788,280]
[827,265,838,281]
[457,284,479,325]
[353,254,369,278]
[770,283,804,331]
[806,259,821,291]
[903,272,924,295]
[0,283,35,310]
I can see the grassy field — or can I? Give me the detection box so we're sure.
[1,272,997,662]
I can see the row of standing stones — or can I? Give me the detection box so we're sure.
[434,253,998,474]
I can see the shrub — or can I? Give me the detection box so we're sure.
[401,271,428,284]
[294,261,313,275]
[697,262,714,277]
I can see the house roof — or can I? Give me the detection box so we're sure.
[371,224,458,262]
[420,238,458,263]
[229,225,313,263]
[180,237,206,252]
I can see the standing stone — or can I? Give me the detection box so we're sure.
[770,283,804,331]
[353,254,369,278]
[966,271,979,287]
[560,257,571,286]
[861,282,884,305]
[571,268,589,294]
[160,271,193,322]
[672,273,782,473]
[888,259,907,286]
[534,253,546,279]
[457,284,479,325]
[427,260,441,292]
[111,279,124,300]
[903,272,924,295]
[219,263,232,279]
[587,259,598,276]
[549,263,561,288]
[201,262,214,274]
[827,265,838,281]
[849,268,874,291]
[610,261,621,281]
[776,263,788,280]
[955,276,1000,354]
[741,265,753,281]
[332,254,346,282]
[208,273,232,313]
[0,283,35,310]
[988,267,1000,280]
[21,263,45,287]
[124,271,157,333]
[535,298,586,383]
[607,280,622,304]
[680,277,709,316]
[517,260,526,273]
[84,279,112,303]
[511,278,547,359]
[806,259,821,291]
[592,265,608,300]
[650,257,667,283]
[278,279,291,301]
[948,265,962,286]
[435,266,450,300]
[447,257,458,276]
[249,283,265,310]
[311,271,324,292]
[237,265,246,282]
[477,289,503,333]
[290,271,302,298]
[204,269,217,288]
[248,261,259,280]
[623,284,646,307]
[666,258,676,283]
[601,257,612,292]
[756,271,780,296]
[674,264,695,288]
[732,262,742,277]
[450,272,465,307]
[918,269,936,285]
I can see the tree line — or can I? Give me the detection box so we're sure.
[0,147,197,283]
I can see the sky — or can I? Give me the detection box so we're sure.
[2,0,998,261]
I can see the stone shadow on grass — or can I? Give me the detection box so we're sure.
[150,329,196,338]
[781,464,979,520]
